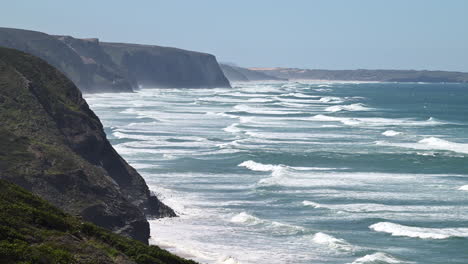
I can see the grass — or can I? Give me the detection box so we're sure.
[0,179,197,264]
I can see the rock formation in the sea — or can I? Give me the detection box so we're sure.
[0,46,175,244]
[220,63,286,82]
[250,67,468,83]
[0,27,231,92]
[0,179,197,264]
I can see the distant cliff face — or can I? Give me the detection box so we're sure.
[0,47,175,243]
[250,67,468,83]
[0,27,133,93]
[0,27,231,92]
[102,42,231,88]
[220,64,286,82]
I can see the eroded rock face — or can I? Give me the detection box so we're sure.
[101,42,231,88]
[0,27,231,92]
[0,47,174,243]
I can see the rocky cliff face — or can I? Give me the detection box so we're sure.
[102,42,231,88]
[0,27,133,93]
[0,27,231,92]
[0,47,174,243]
[0,179,196,264]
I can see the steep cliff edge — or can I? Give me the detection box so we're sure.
[0,27,231,92]
[101,42,231,88]
[0,47,174,243]
[0,27,133,93]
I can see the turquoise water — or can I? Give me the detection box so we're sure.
[85,82,468,264]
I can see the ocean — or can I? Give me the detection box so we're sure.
[85,81,468,264]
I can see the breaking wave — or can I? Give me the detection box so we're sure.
[311,232,354,252]
[325,103,372,112]
[370,222,468,239]
[349,252,404,264]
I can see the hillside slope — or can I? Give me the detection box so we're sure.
[250,67,468,83]
[0,47,174,243]
[220,64,285,82]
[0,179,196,264]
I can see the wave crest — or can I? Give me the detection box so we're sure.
[350,252,403,264]
[370,222,468,239]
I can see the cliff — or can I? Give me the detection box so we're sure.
[250,67,468,83]
[0,27,133,93]
[0,27,231,92]
[0,47,174,244]
[0,179,196,264]
[220,64,286,82]
[101,42,231,88]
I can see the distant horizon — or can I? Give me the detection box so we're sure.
[1,0,467,72]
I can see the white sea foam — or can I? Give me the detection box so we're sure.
[370,222,468,239]
[319,96,344,103]
[283,93,320,99]
[230,212,305,235]
[230,212,264,225]
[311,115,444,127]
[377,137,468,154]
[350,252,403,264]
[302,201,460,213]
[458,185,468,191]
[232,104,303,115]
[382,130,402,137]
[223,123,242,133]
[238,160,286,177]
[325,103,372,112]
[302,201,323,208]
[312,232,354,252]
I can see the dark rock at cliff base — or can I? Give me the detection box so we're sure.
[0,47,175,243]
[0,179,197,264]
[0,27,231,92]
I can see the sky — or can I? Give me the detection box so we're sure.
[1,0,467,71]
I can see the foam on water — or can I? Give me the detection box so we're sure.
[86,82,468,264]
[232,104,304,115]
[311,232,354,252]
[311,115,444,127]
[349,252,403,264]
[319,96,344,103]
[325,103,372,112]
[382,130,402,137]
[377,137,468,154]
[370,222,468,239]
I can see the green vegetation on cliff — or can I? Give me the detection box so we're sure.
[0,46,174,243]
[0,179,197,264]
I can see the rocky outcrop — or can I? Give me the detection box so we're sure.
[0,47,174,243]
[250,67,468,83]
[0,179,197,264]
[220,64,286,82]
[101,42,231,88]
[0,27,231,92]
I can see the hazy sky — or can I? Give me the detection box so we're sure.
[2,0,467,71]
